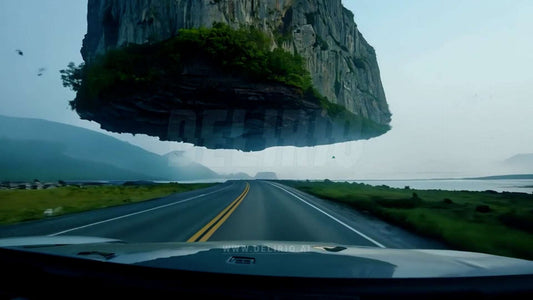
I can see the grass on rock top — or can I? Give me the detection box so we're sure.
[62,22,390,134]
[64,23,312,109]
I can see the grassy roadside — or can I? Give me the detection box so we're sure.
[281,180,533,260]
[0,183,215,225]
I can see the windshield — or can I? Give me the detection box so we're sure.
[1,0,532,282]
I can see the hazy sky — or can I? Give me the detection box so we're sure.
[1,0,532,179]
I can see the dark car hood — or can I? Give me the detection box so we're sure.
[1,236,532,279]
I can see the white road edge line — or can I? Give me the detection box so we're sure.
[48,183,234,236]
[266,181,386,248]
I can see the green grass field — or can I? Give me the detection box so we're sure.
[0,183,215,225]
[282,180,533,260]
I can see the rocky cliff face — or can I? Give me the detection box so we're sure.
[82,0,391,125]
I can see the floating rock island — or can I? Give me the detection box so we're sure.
[65,0,391,151]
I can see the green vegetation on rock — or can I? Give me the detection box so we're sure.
[61,23,390,136]
[171,23,312,88]
[63,23,312,109]
[282,180,533,260]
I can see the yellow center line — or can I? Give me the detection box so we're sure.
[186,182,249,243]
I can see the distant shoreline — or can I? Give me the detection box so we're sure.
[331,174,533,181]
[0,179,224,190]
[333,177,533,194]
[465,174,533,180]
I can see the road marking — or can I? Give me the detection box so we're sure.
[187,182,249,242]
[266,181,386,248]
[199,183,249,242]
[48,183,234,236]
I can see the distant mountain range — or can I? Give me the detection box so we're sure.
[254,172,278,180]
[0,115,220,181]
[504,154,533,170]
[468,174,533,180]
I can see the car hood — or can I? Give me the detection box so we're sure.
[1,236,532,279]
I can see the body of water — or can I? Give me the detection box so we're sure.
[154,178,229,184]
[61,178,533,194]
[349,179,533,194]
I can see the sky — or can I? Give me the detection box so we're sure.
[0,0,532,180]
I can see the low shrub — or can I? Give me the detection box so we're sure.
[500,211,533,233]
[476,205,491,213]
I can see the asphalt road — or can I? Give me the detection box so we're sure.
[0,181,445,249]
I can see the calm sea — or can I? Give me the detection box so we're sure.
[81,178,533,194]
[348,179,533,194]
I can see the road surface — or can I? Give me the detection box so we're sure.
[0,181,445,249]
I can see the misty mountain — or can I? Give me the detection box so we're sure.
[504,154,533,171]
[0,138,149,181]
[224,172,253,180]
[0,115,219,181]
[468,174,533,180]
[164,151,218,180]
[164,151,251,180]
[254,172,278,180]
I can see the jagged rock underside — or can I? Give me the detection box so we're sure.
[76,0,391,151]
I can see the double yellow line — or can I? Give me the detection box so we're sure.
[187,182,250,242]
